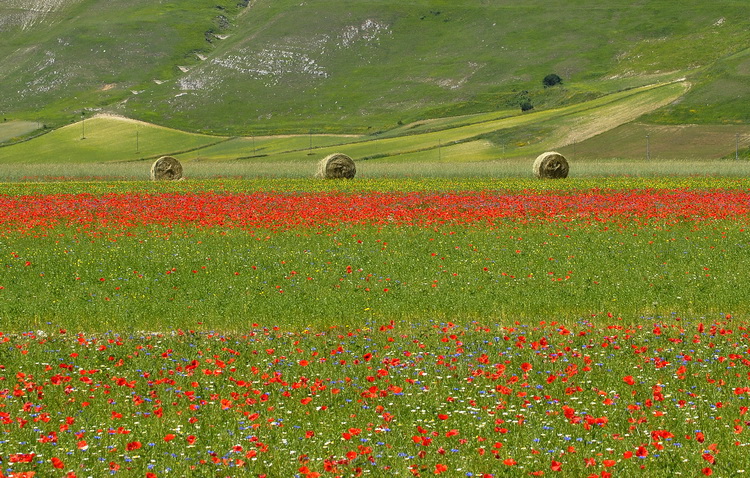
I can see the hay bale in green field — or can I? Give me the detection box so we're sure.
[533,151,569,179]
[316,153,356,179]
[150,156,183,181]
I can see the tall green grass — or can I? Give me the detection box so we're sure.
[1,158,749,182]
[0,158,749,182]
[5,221,745,332]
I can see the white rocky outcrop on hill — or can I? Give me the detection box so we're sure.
[177,19,391,91]
[0,0,80,31]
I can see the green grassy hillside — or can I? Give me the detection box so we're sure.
[0,116,224,164]
[0,0,240,126]
[1,0,749,138]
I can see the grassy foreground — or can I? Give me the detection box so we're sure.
[1,177,749,477]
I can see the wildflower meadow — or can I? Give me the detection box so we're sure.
[0,178,749,477]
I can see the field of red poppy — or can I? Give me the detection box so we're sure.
[1,177,749,477]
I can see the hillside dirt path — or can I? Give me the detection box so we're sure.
[556,80,690,147]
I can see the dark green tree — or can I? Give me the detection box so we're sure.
[543,73,563,88]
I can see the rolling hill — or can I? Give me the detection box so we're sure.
[2,0,749,139]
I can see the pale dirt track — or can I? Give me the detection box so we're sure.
[557,80,690,147]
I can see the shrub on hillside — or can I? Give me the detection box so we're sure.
[543,73,563,88]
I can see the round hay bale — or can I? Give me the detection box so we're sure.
[533,151,569,179]
[150,156,183,181]
[316,153,356,179]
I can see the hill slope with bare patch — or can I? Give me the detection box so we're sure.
[1,0,748,137]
